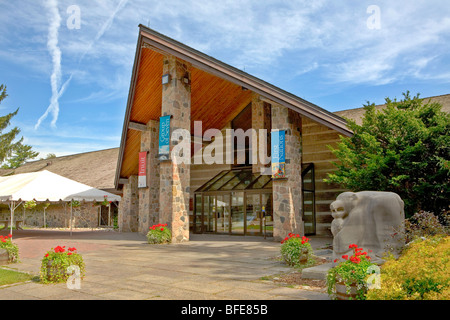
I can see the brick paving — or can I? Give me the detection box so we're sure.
[0,229,330,300]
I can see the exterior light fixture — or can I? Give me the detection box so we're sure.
[162,74,171,85]
[182,73,190,85]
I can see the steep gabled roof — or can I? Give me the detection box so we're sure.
[115,25,352,189]
[0,148,119,193]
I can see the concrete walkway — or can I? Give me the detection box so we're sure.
[0,230,331,300]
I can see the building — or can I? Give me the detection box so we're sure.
[115,26,449,242]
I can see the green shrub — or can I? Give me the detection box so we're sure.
[280,234,313,267]
[403,210,448,243]
[147,224,171,244]
[366,235,450,300]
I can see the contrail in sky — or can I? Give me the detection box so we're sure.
[35,0,129,129]
[35,0,65,129]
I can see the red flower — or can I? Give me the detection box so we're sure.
[68,247,76,252]
[2,239,7,243]
[8,234,12,238]
[67,252,72,256]
[334,259,338,263]
[54,246,65,253]
[45,253,49,257]
[160,228,164,231]
[342,255,348,260]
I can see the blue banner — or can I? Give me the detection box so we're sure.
[271,130,286,179]
[158,115,171,160]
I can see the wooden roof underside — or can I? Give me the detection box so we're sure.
[120,47,253,179]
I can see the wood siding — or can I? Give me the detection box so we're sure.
[302,117,347,236]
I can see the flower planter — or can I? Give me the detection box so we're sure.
[335,281,358,300]
[298,247,309,264]
[0,248,9,265]
[46,261,68,282]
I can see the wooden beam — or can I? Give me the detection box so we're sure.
[118,178,129,185]
[128,121,149,132]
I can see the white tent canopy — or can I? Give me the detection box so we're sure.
[0,170,121,203]
[0,170,121,236]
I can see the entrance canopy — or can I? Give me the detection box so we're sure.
[0,170,121,203]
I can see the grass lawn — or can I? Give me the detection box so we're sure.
[0,268,34,286]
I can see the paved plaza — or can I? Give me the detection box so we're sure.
[0,230,330,300]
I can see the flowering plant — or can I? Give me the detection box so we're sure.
[101,195,111,206]
[0,234,19,263]
[23,200,37,210]
[146,224,171,244]
[280,233,313,267]
[70,200,81,208]
[40,245,85,283]
[327,244,376,300]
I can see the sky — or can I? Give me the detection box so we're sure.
[0,0,449,158]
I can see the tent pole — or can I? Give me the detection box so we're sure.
[10,201,14,236]
[44,207,46,229]
[108,204,111,227]
[70,201,73,237]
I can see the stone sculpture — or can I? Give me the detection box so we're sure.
[330,191,405,264]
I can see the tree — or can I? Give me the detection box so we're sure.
[0,84,39,168]
[2,143,40,169]
[326,92,450,220]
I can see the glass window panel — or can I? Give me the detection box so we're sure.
[206,171,238,191]
[197,170,229,192]
[246,194,262,235]
[250,174,271,189]
[231,192,244,234]
[225,171,253,190]
[263,180,272,189]
[216,194,230,233]
[194,194,202,233]
[262,193,273,237]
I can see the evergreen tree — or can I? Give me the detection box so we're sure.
[326,92,450,219]
[0,84,39,168]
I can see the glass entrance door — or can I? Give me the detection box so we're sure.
[261,193,273,237]
[204,195,216,233]
[216,194,230,233]
[246,193,262,235]
[231,192,244,234]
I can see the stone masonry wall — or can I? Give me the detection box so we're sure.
[159,55,191,243]
[0,203,101,228]
[271,103,304,240]
[138,120,160,234]
[119,175,139,232]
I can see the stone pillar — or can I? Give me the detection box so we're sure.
[271,103,303,241]
[138,120,160,234]
[119,175,139,232]
[159,55,191,243]
[252,93,265,173]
